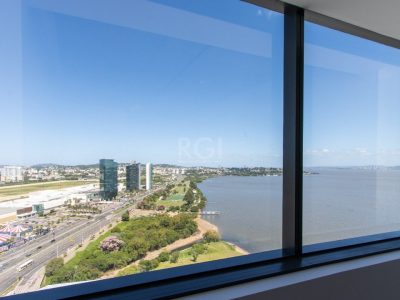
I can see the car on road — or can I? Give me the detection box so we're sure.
[26,253,32,257]
[37,245,42,250]
[50,239,56,243]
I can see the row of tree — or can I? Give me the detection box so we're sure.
[45,214,197,285]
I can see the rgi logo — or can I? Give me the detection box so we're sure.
[178,137,223,164]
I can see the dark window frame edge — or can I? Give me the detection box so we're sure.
[245,0,400,49]
[282,2,304,257]
[6,237,400,299]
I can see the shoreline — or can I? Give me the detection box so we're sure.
[198,216,249,255]
[225,241,249,255]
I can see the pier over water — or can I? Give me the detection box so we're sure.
[199,211,220,215]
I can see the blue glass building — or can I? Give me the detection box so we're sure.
[99,159,118,200]
[126,162,141,191]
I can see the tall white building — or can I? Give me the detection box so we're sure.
[146,162,153,190]
[0,166,23,182]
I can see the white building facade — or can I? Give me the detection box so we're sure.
[145,162,153,190]
[0,166,24,182]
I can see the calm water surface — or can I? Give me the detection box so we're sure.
[200,169,400,253]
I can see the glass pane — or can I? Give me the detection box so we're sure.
[303,21,400,246]
[0,0,283,294]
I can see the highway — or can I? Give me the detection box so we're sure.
[0,189,160,296]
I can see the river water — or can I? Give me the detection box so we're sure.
[199,168,400,253]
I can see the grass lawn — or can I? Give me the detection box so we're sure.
[117,265,138,277]
[0,180,97,197]
[116,242,243,277]
[156,242,243,270]
[167,194,184,201]
[170,181,190,195]
[156,180,190,207]
[156,199,185,208]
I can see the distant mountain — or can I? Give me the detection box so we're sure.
[30,163,64,169]
[30,163,99,169]
[154,164,184,168]
[73,164,99,169]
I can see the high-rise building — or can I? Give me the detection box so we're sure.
[99,159,118,200]
[126,162,141,191]
[0,166,24,182]
[146,162,153,190]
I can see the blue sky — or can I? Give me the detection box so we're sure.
[1,0,400,167]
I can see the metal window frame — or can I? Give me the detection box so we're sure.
[282,3,304,257]
[247,0,400,49]
[5,1,400,299]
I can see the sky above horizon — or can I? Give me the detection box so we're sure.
[1,0,400,167]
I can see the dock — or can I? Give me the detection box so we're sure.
[199,211,220,216]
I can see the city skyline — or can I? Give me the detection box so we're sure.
[3,161,400,169]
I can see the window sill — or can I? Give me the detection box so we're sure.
[5,238,400,299]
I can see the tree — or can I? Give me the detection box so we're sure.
[203,230,220,243]
[138,260,153,272]
[189,181,197,189]
[169,251,179,263]
[111,227,121,233]
[151,259,160,270]
[189,248,199,262]
[183,189,195,205]
[45,258,64,277]
[158,251,170,262]
[190,206,199,212]
[48,266,75,284]
[100,236,125,252]
[72,264,101,281]
[121,210,130,222]
[189,243,206,262]
[127,239,149,257]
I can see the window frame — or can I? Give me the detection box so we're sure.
[5,1,400,299]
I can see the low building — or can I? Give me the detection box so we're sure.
[16,206,35,219]
[65,192,98,206]
[32,204,45,214]
[0,166,24,182]
[69,194,89,206]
